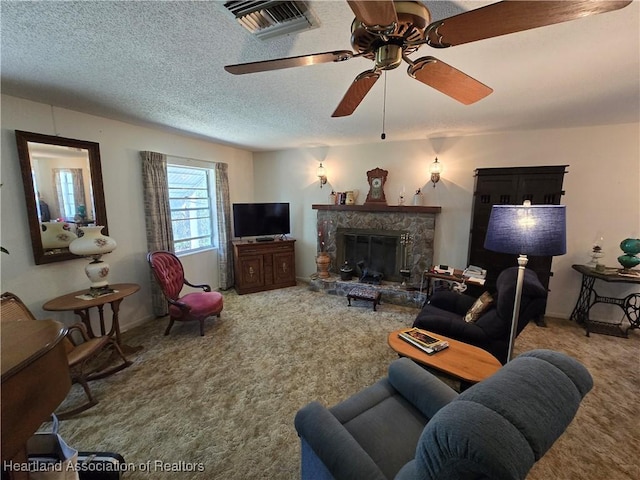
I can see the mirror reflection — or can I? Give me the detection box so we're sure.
[30,142,94,250]
[15,130,109,265]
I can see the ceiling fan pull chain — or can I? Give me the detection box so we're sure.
[381,71,387,140]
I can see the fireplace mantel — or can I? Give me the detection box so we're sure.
[312,204,441,214]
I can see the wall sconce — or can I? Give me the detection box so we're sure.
[317,162,327,189]
[429,157,442,187]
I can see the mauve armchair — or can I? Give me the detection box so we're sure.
[147,251,223,336]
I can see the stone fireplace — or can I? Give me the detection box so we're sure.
[314,204,441,287]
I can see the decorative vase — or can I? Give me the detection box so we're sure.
[413,192,423,206]
[69,226,117,293]
[618,238,640,270]
[316,252,331,279]
[40,222,77,249]
[620,238,640,255]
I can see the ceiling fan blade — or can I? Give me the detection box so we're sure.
[225,50,354,75]
[332,70,381,117]
[426,0,632,47]
[408,57,492,105]
[347,0,398,28]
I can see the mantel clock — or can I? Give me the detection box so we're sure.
[364,168,388,205]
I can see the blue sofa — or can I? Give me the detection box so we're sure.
[294,350,592,480]
[413,267,548,364]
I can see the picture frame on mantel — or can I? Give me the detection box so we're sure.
[364,167,388,205]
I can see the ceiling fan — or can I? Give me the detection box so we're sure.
[225,1,631,117]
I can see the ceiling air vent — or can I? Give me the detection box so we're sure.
[224,1,319,40]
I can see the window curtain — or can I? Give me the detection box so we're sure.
[140,151,173,317]
[214,163,234,289]
[52,168,85,219]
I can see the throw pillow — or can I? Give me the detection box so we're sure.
[464,291,494,323]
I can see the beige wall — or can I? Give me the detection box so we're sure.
[1,95,254,331]
[2,93,638,328]
[253,125,640,319]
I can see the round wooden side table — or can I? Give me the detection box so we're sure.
[43,283,141,354]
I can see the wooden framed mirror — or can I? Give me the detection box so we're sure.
[15,130,109,265]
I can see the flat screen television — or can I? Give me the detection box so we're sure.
[232,202,290,239]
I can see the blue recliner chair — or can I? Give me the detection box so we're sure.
[294,350,592,480]
[412,267,548,364]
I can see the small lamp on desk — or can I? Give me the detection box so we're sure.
[484,200,566,362]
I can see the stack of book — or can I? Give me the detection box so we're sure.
[618,269,640,279]
[398,328,449,355]
[463,265,487,285]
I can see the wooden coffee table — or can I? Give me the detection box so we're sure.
[388,328,501,388]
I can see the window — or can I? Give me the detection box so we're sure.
[167,163,217,254]
[58,170,75,217]
[53,168,85,220]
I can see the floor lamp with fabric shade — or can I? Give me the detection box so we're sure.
[484,200,567,362]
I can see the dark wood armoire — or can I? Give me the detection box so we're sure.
[468,165,568,293]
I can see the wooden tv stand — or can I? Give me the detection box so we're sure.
[233,239,296,294]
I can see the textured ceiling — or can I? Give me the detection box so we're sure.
[1,1,638,152]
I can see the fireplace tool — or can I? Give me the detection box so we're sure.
[400,233,413,287]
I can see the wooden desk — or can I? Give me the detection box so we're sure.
[570,264,640,337]
[43,283,141,353]
[388,328,501,389]
[1,320,71,480]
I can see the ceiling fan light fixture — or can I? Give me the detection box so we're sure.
[225,0,632,119]
[375,44,403,70]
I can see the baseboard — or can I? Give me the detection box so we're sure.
[121,314,156,333]
[543,312,571,321]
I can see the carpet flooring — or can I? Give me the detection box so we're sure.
[56,285,639,479]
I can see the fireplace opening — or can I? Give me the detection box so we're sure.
[337,228,406,283]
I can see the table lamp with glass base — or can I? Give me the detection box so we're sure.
[82,254,115,297]
[69,226,117,297]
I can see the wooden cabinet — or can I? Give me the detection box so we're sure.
[233,239,296,294]
[468,166,567,292]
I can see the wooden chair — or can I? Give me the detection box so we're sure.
[1,292,131,418]
[147,251,224,336]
